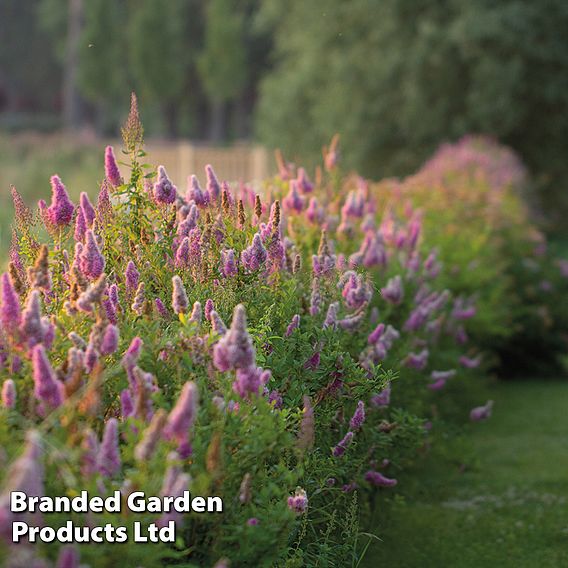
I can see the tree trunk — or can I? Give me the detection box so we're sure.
[63,0,84,131]
[208,99,226,143]
[234,93,249,140]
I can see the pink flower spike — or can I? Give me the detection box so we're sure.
[349,401,365,431]
[100,324,119,356]
[79,230,105,280]
[32,344,65,411]
[163,381,199,445]
[125,260,139,291]
[470,400,494,422]
[47,175,75,226]
[80,192,96,227]
[153,165,177,204]
[364,470,397,487]
[1,379,16,409]
[206,164,221,201]
[104,145,122,187]
[97,418,121,477]
[1,272,21,335]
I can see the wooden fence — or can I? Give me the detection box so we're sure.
[139,141,274,186]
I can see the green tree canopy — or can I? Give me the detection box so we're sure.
[256,0,568,222]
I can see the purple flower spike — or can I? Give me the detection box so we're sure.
[349,401,365,431]
[296,167,314,193]
[206,164,221,201]
[209,310,227,336]
[241,234,267,273]
[120,389,134,420]
[370,386,391,408]
[100,324,119,356]
[0,430,44,528]
[163,381,199,445]
[213,304,255,372]
[56,546,80,568]
[172,276,189,315]
[189,301,202,325]
[1,272,21,335]
[47,175,75,226]
[282,180,304,213]
[470,400,494,422]
[381,275,404,304]
[74,206,87,242]
[175,237,190,268]
[368,323,385,345]
[186,175,208,206]
[204,299,214,321]
[459,355,482,369]
[122,336,143,371]
[20,290,45,348]
[155,297,168,318]
[80,192,96,227]
[404,349,429,370]
[323,302,339,329]
[32,344,65,411]
[104,145,122,187]
[80,230,105,280]
[125,260,139,292]
[232,366,270,399]
[2,379,16,409]
[332,431,354,457]
[97,418,121,477]
[287,488,308,513]
[221,249,238,277]
[364,470,397,487]
[285,314,300,337]
[153,165,177,204]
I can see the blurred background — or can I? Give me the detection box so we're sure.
[1,0,568,247]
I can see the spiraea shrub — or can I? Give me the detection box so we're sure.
[1,98,566,567]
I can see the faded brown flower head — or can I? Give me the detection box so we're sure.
[121,92,144,154]
[254,195,262,219]
[11,186,33,230]
[237,199,246,227]
[318,229,330,257]
[9,261,26,296]
[27,244,51,292]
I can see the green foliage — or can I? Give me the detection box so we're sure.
[197,0,248,103]
[256,0,568,224]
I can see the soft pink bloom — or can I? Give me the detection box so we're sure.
[470,400,494,422]
[104,145,122,186]
[153,165,177,204]
[32,345,65,411]
[364,470,397,487]
[1,272,21,334]
[80,230,105,280]
[47,175,75,226]
[97,418,121,477]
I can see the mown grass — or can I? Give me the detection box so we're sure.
[365,380,568,567]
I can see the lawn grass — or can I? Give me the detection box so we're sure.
[365,380,568,567]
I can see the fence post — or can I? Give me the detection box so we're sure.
[250,145,270,182]
[178,141,195,182]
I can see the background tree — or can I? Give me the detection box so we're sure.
[77,0,128,134]
[0,0,61,121]
[197,0,248,141]
[127,0,194,138]
[256,0,568,226]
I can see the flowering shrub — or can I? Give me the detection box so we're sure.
[1,99,565,566]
